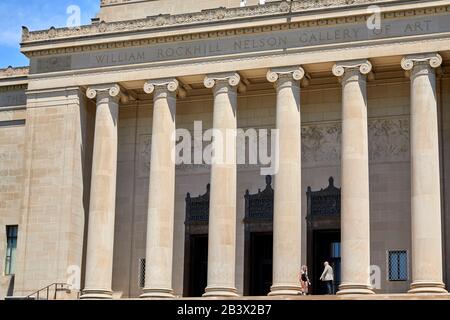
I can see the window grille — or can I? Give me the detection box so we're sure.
[139,258,146,288]
[388,250,408,281]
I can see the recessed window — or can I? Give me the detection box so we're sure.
[331,242,341,259]
[139,258,146,288]
[5,225,18,275]
[388,250,408,281]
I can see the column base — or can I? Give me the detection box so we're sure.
[141,288,175,299]
[337,283,375,295]
[269,285,302,296]
[408,282,448,294]
[80,289,113,300]
[203,287,239,298]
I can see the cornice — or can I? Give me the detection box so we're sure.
[22,0,411,44]
[100,0,397,9]
[21,3,450,58]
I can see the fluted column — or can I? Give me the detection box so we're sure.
[81,84,121,300]
[141,79,180,299]
[401,53,448,294]
[332,60,374,295]
[266,67,304,296]
[203,72,241,297]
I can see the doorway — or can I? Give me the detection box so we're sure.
[183,184,210,297]
[243,176,274,296]
[249,232,273,296]
[187,234,208,297]
[311,230,341,295]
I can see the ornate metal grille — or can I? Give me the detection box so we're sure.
[185,184,210,223]
[388,250,408,281]
[245,176,274,221]
[139,258,146,288]
[307,177,341,217]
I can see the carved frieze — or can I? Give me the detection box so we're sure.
[21,1,450,67]
[137,117,410,177]
[368,117,410,162]
[302,122,341,165]
[138,134,152,177]
[24,1,396,43]
[0,66,29,78]
[302,117,410,167]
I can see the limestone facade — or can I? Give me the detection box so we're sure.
[1,0,450,299]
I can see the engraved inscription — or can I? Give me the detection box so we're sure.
[94,51,146,66]
[29,14,449,74]
[36,56,72,73]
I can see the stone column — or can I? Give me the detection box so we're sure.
[332,60,374,295]
[81,84,121,299]
[140,79,179,299]
[266,67,304,296]
[203,72,241,297]
[401,53,448,294]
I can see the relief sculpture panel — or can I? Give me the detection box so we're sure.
[137,117,410,177]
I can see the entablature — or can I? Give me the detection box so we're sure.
[21,0,449,57]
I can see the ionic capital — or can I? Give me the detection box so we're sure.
[86,84,121,100]
[332,60,373,78]
[204,72,241,89]
[267,66,305,83]
[144,78,181,95]
[401,53,442,73]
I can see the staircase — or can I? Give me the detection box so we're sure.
[5,283,78,300]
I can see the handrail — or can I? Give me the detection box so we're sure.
[26,283,72,300]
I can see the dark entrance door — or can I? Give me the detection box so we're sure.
[184,184,210,297]
[188,234,208,297]
[306,177,342,295]
[243,176,274,296]
[312,230,341,295]
[249,232,273,296]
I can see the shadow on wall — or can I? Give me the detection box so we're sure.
[7,275,15,297]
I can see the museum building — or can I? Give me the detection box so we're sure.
[1,0,450,299]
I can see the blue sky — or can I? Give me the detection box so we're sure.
[0,0,99,68]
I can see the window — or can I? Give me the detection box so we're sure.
[331,242,341,259]
[139,258,146,288]
[388,250,408,281]
[5,226,18,275]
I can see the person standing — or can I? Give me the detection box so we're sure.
[300,265,311,295]
[319,261,334,295]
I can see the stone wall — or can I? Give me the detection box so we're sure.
[441,76,450,289]
[0,105,26,299]
[13,88,92,297]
